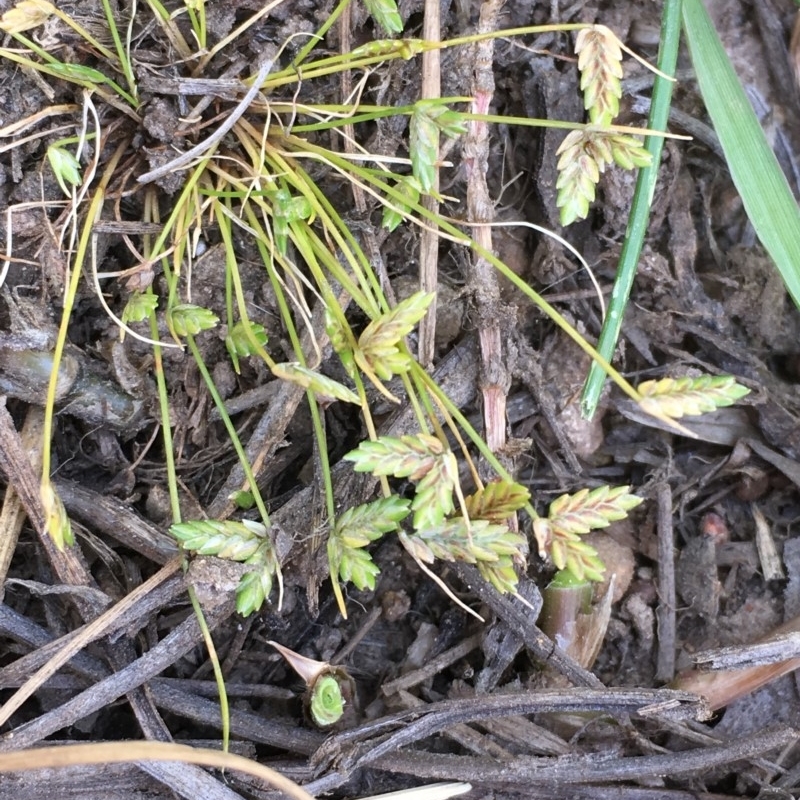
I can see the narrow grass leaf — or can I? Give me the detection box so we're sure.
[580,0,682,418]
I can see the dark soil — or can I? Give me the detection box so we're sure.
[2,0,800,798]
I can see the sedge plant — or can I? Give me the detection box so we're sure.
[0,0,753,627]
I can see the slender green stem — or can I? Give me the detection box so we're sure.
[292,0,352,67]
[143,0,193,59]
[41,197,99,480]
[352,370,390,498]
[99,0,139,103]
[41,142,125,482]
[282,135,645,404]
[6,32,59,63]
[438,23,589,50]
[409,362,538,519]
[100,77,138,108]
[147,305,182,523]
[3,31,138,107]
[143,162,213,314]
[184,1,207,50]
[397,369,433,436]
[580,0,682,418]
[216,204,271,367]
[237,203,308,363]
[267,24,593,90]
[309,401,336,524]
[51,7,118,62]
[185,335,272,529]
[307,398,341,612]
[228,190,355,620]
[290,107,669,138]
[148,237,232,755]
[286,98,468,133]
[186,585,230,749]
[263,148,382,315]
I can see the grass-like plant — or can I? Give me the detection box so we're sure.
[0,0,753,624]
[580,0,800,418]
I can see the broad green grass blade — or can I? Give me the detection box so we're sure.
[682,0,800,310]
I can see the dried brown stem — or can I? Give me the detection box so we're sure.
[464,0,510,454]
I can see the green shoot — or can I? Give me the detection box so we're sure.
[46,142,82,196]
[184,0,207,50]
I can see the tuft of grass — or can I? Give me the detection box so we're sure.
[0,0,752,621]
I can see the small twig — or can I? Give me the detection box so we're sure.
[347,725,794,789]
[673,613,800,710]
[382,633,482,696]
[330,607,382,665]
[464,0,510,454]
[655,481,677,682]
[308,687,708,784]
[0,407,44,600]
[0,557,182,729]
[138,74,248,99]
[137,60,273,184]
[752,502,785,581]
[694,632,800,671]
